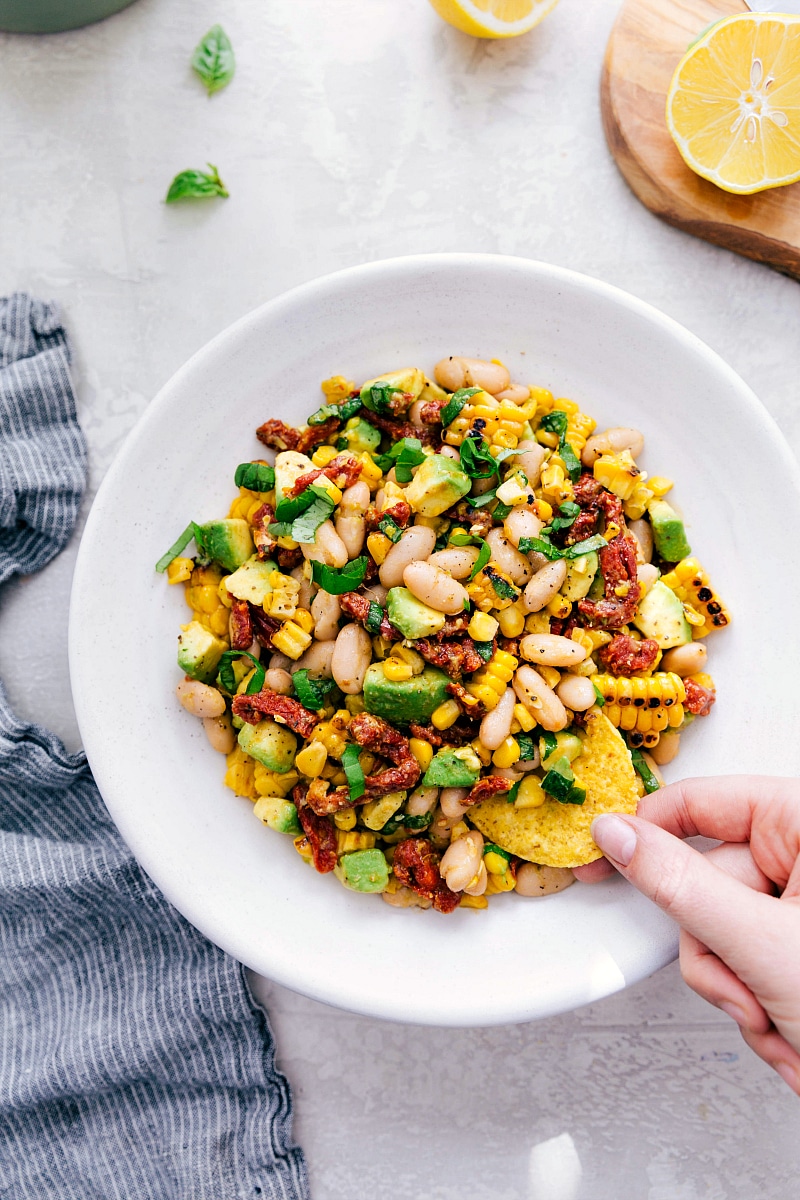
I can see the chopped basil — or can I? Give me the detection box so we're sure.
[561,441,582,482]
[378,514,403,543]
[218,650,265,696]
[311,557,368,595]
[540,730,558,761]
[292,669,336,711]
[592,681,606,708]
[474,641,494,662]
[381,810,433,836]
[459,432,513,480]
[307,394,362,426]
[375,436,426,483]
[538,411,582,481]
[291,495,335,544]
[518,532,606,561]
[483,843,512,862]
[165,163,229,203]
[493,502,513,521]
[631,748,661,794]
[275,483,335,543]
[191,24,235,95]
[541,757,586,805]
[440,386,480,428]
[267,521,292,538]
[471,540,491,580]
[506,779,521,804]
[566,534,607,558]
[155,521,204,572]
[234,462,275,492]
[549,500,580,532]
[275,481,330,522]
[515,732,537,760]
[365,602,385,634]
[342,743,366,802]
[469,487,498,508]
[361,381,401,415]
[487,568,518,601]
[449,530,491,580]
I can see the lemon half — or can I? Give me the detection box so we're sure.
[427,0,559,39]
[666,12,800,195]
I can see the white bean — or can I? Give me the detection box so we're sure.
[439,444,460,461]
[292,639,335,677]
[494,765,524,782]
[513,665,569,732]
[523,559,567,612]
[439,787,472,822]
[479,688,516,751]
[311,589,341,641]
[440,830,484,892]
[434,356,510,395]
[269,651,292,671]
[520,634,587,667]
[301,520,349,568]
[203,713,236,754]
[555,674,597,712]
[463,861,488,897]
[291,564,314,610]
[581,426,644,467]
[504,507,543,548]
[429,807,454,850]
[515,863,575,897]
[176,679,226,719]
[361,583,388,605]
[403,560,469,614]
[512,439,546,488]
[628,517,653,563]
[406,786,439,817]
[428,547,479,579]
[335,481,370,559]
[331,623,372,693]
[263,668,293,695]
[486,528,533,586]
[471,474,496,498]
[408,399,426,427]
[379,525,437,588]
[660,642,708,677]
[649,730,680,766]
[637,563,659,597]
[495,383,530,404]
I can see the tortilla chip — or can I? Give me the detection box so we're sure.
[469,710,639,868]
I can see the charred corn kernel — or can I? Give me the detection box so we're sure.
[492,737,521,768]
[539,665,561,689]
[344,693,366,715]
[321,374,356,401]
[547,594,572,619]
[485,869,516,894]
[362,792,405,831]
[311,444,339,467]
[310,721,349,759]
[217,578,233,608]
[593,450,643,502]
[648,476,674,497]
[467,565,520,612]
[471,738,492,766]
[383,658,413,682]
[270,620,312,660]
[539,458,574,505]
[332,708,352,729]
[516,775,547,808]
[167,557,193,584]
[459,893,488,909]
[596,672,686,708]
[409,738,433,772]
[623,483,655,522]
[223,746,257,800]
[497,604,525,638]
[371,635,393,660]
[292,608,314,635]
[334,809,357,831]
[525,611,551,634]
[432,700,460,730]
[293,835,313,861]
[392,644,425,674]
[367,532,392,564]
[683,603,706,628]
[295,741,328,778]
[263,571,301,620]
[467,649,518,709]
[468,611,499,642]
[208,607,230,637]
[358,452,384,488]
[660,557,730,635]
[336,829,377,854]
[513,702,536,732]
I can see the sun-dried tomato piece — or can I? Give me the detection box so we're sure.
[409,722,443,747]
[414,637,483,678]
[578,533,641,630]
[392,837,460,914]
[294,785,338,874]
[445,680,487,719]
[684,676,716,716]
[449,501,493,539]
[465,775,512,806]
[275,545,304,571]
[365,500,412,533]
[232,690,319,737]
[434,613,473,639]
[248,605,280,649]
[598,634,660,677]
[418,398,447,424]
[306,713,421,814]
[339,591,402,641]
[250,502,276,560]
[288,454,362,497]
[257,418,341,454]
[229,597,252,650]
[361,411,438,446]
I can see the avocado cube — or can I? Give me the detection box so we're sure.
[197,519,255,572]
[633,580,692,649]
[363,662,450,725]
[274,450,314,506]
[237,720,298,773]
[253,795,302,835]
[386,587,447,639]
[361,367,425,401]
[404,454,471,517]
[177,620,226,684]
[561,551,598,602]
[224,556,278,605]
[423,747,481,788]
[647,499,691,563]
[335,849,389,893]
[339,417,381,457]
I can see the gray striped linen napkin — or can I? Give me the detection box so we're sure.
[0,294,309,1200]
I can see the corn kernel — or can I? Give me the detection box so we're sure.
[271,621,312,660]
[513,702,535,732]
[311,444,339,467]
[293,608,314,634]
[358,453,384,488]
[217,578,233,608]
[516,775,546,808]
[295,741,328,778]
[208,607,230,638]
[167,557,193,585]
[362,791,405,831]
[536,429,559,449]
[371,635,393,660]
[467,611,499,642]
[383,658,414,682]
[471,738,492,766]
[334,809,357,831]
[409,738,433,772]
[525,612,551,634]
[547,594,572,619]
[336,829,377,853]
[467,683,501,710]
[431,700,460,730]
[648,476,673,497]
[534,499,553,523]
[539,665,561,689]
[492,737,521,768]
[485,870,516,894]
[451,820,470,842]
[392,644,425,674]
[223,747,257,799]
[321,374,356,401]
[293,835,313,861]
[344,693,366,715]
[367,532,392,564]
[459,893,488,909]
[497,604,525,638]
[484,849,511,876]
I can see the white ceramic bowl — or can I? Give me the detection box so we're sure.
[70,254,800,1026]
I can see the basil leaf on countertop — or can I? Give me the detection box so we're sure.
[166,163,229,203]
[191,25,235,95]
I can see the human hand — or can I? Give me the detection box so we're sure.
[573,777,800,1095]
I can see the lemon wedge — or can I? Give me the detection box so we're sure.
[427,0,559,39]
[666,12,800,195]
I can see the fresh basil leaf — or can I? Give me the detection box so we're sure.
[311,557,368,595]
[440,386,480,428]
[365,602,385,634]
[518,535,563,561]
[561,440,582,483]
[515,733,537,761]
[155,521,203,572]
[218,650,265,696]
[631,748,661,794]
[234,462,275,492]
[493,502,513,521]
[538,410,568,439]
[191,24,235,94]
[565,534,607,558]
[470,540,491,580]
[378,514,403,543]
[507,780,521,804]
[473,641,494,663]
[392,438,426,483]
[548,500,580,533]
[307,393,362,426]
[267,521,292,538]
[361,381,401,415]
[165,163,229,202]
[592,681,606,708]
[291,495,335,544]
[487,568,518,601]
[342,743,366,802]
[459,433,500,480]
[403,812,433,831]
[540,730,558,762]
[275,481,333,523]
[293,669,336,711]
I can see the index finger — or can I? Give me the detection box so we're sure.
[636,775,800,845]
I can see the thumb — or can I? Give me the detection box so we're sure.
[591,813,775,979]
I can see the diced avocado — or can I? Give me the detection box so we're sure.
[363,662,450,724]
[418,377,449,405]
[335,848,390,893]
[237,720,297,773]
[561,551,598,602]
[197,519,254,572]
[177,620,226,684]
[423,747,481,788]
[633,580,692,648]
[361,367,425,400]
[648,499,691,563]
[253,795,302,835]
[404,454,471,517]
[339,417,381,457]
[274,450,314,506]
[224,556,278,605]
[386,587,447,639]
[540,731,583,770]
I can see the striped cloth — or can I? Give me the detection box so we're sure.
[0,294,309,1200]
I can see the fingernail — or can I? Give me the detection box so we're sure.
[775,1063,800,1093]
[719,1002,748,1027]
[591,815,637,866]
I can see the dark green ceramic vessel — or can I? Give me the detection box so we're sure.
[0,0,138,33]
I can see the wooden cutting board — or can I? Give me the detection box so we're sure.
[601,0,800,279]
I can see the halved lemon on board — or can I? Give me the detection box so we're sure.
[666,12,800,196]
[427,0,560,39]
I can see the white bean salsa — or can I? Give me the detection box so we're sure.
[157,357,730,913]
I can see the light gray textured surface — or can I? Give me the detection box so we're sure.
[2,0,800,1195]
